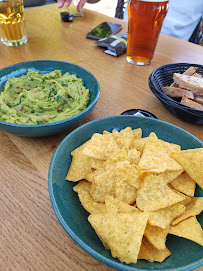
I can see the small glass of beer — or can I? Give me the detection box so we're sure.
[0,0,28,46]
[126,0,168,65]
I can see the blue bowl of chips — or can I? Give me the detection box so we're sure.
[48,115,203,271]
[0,60,100,136]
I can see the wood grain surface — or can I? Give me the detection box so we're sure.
[0,4,203,271]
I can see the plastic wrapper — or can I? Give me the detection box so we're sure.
[96,33,127,57]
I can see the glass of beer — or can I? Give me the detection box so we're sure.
[0,0,27,46]
[126,0,168,65]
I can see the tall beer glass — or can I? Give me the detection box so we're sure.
[0,0,27,46]
[126,0,168,65]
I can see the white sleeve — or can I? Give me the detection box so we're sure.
[161,0,203,41]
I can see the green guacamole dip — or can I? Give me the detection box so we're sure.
[0,70,90,125]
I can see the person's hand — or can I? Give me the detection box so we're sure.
[57,0,88,12]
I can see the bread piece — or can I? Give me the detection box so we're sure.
[162,86,194,99]
[183,66,198,76]
[194,96,203,105]
[170,67,201,87]
[173,73,203,95]
[193,72,202,78]
[181,96,203,111]
[170,82,179,87]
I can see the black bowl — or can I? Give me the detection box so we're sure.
[149,63,203,124]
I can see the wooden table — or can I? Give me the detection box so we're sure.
[1,4,203,271]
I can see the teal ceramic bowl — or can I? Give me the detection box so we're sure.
[0,60,100,136]
[48,116,203,271]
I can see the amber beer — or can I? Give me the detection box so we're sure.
[126,0,168,65]
[0,0,27,46]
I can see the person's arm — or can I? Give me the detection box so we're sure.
[57,0,88,12]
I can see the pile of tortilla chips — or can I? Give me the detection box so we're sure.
[66,127,203,264]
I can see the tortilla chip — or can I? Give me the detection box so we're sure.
[172,148,203,189]
[114,161,142,189]
[90,166,116,202]
[128,148,141,165]
[138,236,171,262]
[70,139,90,155]
[148,203,186,229]
[132,136,181,155]
[169,216,203,246]
[106,147,129,165]
[66,139,106,181]
[73,181,106,214]
[71,139,105,169]
[86,147,130,183]
[136,173,186,211]
[112,129,132,149]
[160,140,181,153]
[144,224,169,250]
[171,197,203,225]
[82,133,120,160]
[105,195,140,213]
[103,130,111,135]
[120,127,135,147]
[163,169,184,184]
[88,212,149,264]
[180,195,192,206]
[138,133,183,173]
[115,180,138,204]
[169,171,196,197]
[89,158,106,170]
[133,128,142,139]
[112,129,123,148]
[132,137,148,153]
[97,234,110,250]
[78,190,106,214]
[89,160,140,202]
[73,180,91,193]
[66,151,92,181]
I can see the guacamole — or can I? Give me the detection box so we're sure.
[0,70,90,125]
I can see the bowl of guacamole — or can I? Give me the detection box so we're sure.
[0,60,100,136]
